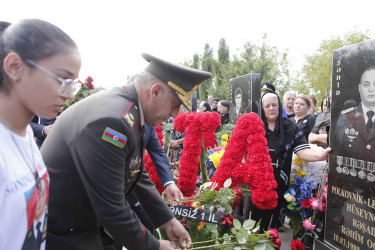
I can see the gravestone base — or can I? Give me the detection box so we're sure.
[314,238,339,250]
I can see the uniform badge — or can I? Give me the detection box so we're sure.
[124,113,135,127]
[129,156,141,176]
[303,120,307,123]
[102,127,127,148]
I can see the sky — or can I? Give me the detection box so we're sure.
[1,0,375,89]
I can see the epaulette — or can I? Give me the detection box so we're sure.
[341,106,357,115]
[121,102,140,132]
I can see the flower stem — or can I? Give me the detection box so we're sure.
[200,137,207,184]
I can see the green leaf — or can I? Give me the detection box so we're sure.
[231,227,237,234]
[201,181,212,189]
[233,219,241,230]
[249,235,260,242]
[254,242,266,250]
[243,219,256,230]
[223,178,232,188]
[265,242,275,250]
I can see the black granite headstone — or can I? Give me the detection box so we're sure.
[325,39,375,250]
[229,73,261,124]
[191,91,197,112]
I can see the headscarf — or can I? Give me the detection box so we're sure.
[260,92,300,164]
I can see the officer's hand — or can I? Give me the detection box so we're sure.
[43,125,53,136]
[165,183,183,202]
[163,218,191,250]
[159,240,175,250]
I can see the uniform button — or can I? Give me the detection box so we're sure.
[70,228,74,232]
[367,145,372,150]
[349,144,352,147]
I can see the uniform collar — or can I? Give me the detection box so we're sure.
[361,103,374,124]
[138,98,145,126]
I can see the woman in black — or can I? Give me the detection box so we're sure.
[244,92,331,232]
[218,100,230,124]
[290,95,316,140]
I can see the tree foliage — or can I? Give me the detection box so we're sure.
[297,28,371,102]
[187,36,291,101]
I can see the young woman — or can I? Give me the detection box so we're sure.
[290,95,316,140]
[0,19,81,250]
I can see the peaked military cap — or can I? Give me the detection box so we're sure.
[261,82,276,93]
[142,53,211,111]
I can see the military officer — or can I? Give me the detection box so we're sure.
[41,53,211,250]
[334,65,375,163]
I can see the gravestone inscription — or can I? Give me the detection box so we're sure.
[324,39,375,250]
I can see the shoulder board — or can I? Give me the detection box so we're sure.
[341,106,356,115]
[121,102,140,130]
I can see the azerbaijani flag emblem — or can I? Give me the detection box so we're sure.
[102,127,127,148]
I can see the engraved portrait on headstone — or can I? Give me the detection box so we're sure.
[324,39,375,250]
[229,73,261,123]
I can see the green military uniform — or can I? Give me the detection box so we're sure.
[42,84,174,250]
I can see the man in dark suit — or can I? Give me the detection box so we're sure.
[334,66,375,163]
[30,116,57,148]
[41,53,211,250]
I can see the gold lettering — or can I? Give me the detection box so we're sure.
[341,225,364,244]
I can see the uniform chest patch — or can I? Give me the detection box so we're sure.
[102,127,127,148]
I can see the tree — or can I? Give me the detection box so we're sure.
[199,43,215,100]
[297,28,370,102]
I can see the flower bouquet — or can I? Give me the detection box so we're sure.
[282,168,328,249]
[63,76,95,111]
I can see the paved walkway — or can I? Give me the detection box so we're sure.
[279,223,294,250]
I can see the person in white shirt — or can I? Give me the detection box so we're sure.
[0,19,80,250]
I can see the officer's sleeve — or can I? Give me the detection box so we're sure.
[293,127,311,153]
[30,122,45,138]
[145,126,174,186]
[69,117,159,250]
[132,169,175,228]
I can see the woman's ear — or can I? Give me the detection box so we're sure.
[3,52,24,82]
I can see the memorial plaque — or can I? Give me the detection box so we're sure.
[326,39,375,250]
[169,205,244,225]
[229,73,261,123]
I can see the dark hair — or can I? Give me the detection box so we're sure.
[213,98,220,102]
[219,100,230,109]
[0,19,78,92]
[202,102,211,112]
[235,87,242,97]
[359,65,375,84]
[0,21,11,36]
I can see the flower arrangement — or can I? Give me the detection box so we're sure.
[63,76,95,111]
[173,111,221,197]
[144,125,164,193]
[282,167,328,244]
[212,113,278,210]
[165,179,280,249]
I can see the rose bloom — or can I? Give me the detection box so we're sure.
[284,193,293,202]
[291,239,304,250]
[301,199,311,208]
[310,197,319,210]
[268,228,279,239]
[303,218,316,230]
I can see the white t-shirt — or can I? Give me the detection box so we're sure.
[0,123,49,250]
